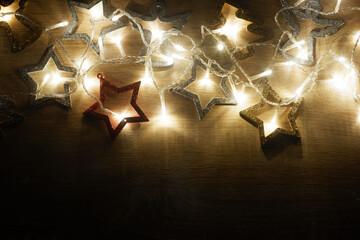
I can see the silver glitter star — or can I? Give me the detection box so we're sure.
[279,0,344,66]
[125,0,192,67]
[62,0,126,55]
[0,98,24,140]
[0,0,42,52]
[170,59,237,120]
[16,44,77,108]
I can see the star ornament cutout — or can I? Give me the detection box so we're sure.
[83,73,149,140]
[170,59,237,120]
[16,44,77,108]
[0,0,42,52]
[212,1,273,60]
[125,0,192,67]
[0,98,24,140]
[62,0,126,55]
[240,82,304,147]
[279,0,344,66]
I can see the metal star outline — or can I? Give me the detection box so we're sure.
[0,0,42,52]
[62,0,126,55]
[16,44,77,108]
[83,73,149,140]
[125,0,192,67]
[212,1,273,60]
[240,81,304,147]
[0,98,24,140]
[279,0,344,66]
[170,59,237,120]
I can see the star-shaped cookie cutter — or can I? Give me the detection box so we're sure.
[170,58,237,120]
[16,44,77,108]
[0,0,42,52]
[279,0,344,66]
[0,98,24,140]
[83,73,149,139]
[62,0,126,55]
[240,81,304,147]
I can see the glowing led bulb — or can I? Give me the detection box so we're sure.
[141,67,152,85]
[249,69,272,81]
[161,55,174,65]
[235,91,247,103]
[217,43,224,51]
[89,1,104,20]
[77,59,92,74]
[297,49,307,60]
[173,44,186,52]
[151,28,163,41]
[264,113,278,136]
[338,57,351,69]
[112,15,120,22]
[200,70,212,86]
[114,112,127,122]
[0,13,11,22]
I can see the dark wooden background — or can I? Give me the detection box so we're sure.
[1,0,360,239]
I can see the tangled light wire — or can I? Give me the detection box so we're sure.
[1,0,360,121]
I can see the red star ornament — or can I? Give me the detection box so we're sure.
[83,73,149,139]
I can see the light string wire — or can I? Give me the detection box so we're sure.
[0,1,360,119]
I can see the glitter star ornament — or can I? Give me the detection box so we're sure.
[83,73,149,139]
[212,1,273,60]
[0,0,42,52]
[16,44,77,108]
[240,81,304,147]
[62,0,126,55]
[280,0,344,66]
[125,0,192,67]
[170,59,237,120]
[0,98,24,140]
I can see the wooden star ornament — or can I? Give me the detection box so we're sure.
[83,73,149,140]
[240,81,304,147]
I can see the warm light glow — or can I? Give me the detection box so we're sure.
[249,69,272,81]
[114,112,127,122]
[161,55,174,65]
[283,40,305,52]
[112,15,120,22]
[171,53,185,60]
[77,58,92,74]
[0,12,11,22]
[338,57,351,69]
[214,21,241,44]
[141,67,152,85]
[200,70,212,86]
[151,27,163,42]
[217,43,224,51]
[83,76,99,90]
[235,91,247,103]
[335,0,342,12]
[264,113,278,136]
[297,49,307,60]
[332,73,348,90]
[173,44,186,52]
[89,1,104,20]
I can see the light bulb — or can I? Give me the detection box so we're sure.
[174,44,186,52]
[89,1,104,20]
[264,113,278,136]
[114,112,127,122]
[249,69,272,81]
[141,68,152,85]
[217,43,224,51]
[200,70,212,86]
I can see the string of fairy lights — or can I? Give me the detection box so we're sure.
[0,0,360,146]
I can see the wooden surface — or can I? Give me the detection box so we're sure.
[1,0,360,239]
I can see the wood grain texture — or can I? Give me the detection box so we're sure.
[1,0,360,239]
